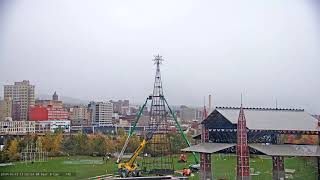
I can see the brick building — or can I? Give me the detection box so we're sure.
[29,105,68,121]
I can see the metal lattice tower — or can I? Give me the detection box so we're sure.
[150,55,166,132]
[236,102,251,180]
[200,102,212,180]
[143,55,174,175]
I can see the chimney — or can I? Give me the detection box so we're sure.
[208,94,212,114]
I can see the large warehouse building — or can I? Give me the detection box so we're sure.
[183,107,320,180]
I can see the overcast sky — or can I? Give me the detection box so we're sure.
[0,0,319,113]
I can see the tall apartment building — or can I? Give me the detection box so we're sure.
[69,106,89,126]
[0,97,13,121]
[4,80,35,121]
[195,108,204,121]
[88,101,113,126]
[110,100,129,115]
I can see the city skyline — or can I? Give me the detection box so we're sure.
[1,1,320,179]
[1,0,320,113]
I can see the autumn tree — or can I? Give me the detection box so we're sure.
[105,136,116,153]
[115,128,127,153]
[42,133,53,152]
[86,134,95,155]
[6,139,19,161]
[52,131,63,153]
[87,133,107,155]
[127,134,141,153]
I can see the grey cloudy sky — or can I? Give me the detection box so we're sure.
[0,0,319,113]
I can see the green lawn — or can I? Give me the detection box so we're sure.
[0,154,317,180]
[172,154,317,180]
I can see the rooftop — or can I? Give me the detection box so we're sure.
[182,143,320,157]
[250,144,320,157]
[181,143,235,154]
[203,107,320,132]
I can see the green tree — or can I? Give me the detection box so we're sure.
[0,140,10,163]
[94,133,107,155]
[168,132,187,154]
[74,132,89,155]
[127,134,141,152]
[19,134,37,151]
[117,128,126,136]
[63,136,76,155]
[87,133,107,155]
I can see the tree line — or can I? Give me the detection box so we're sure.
[0,128,191,163]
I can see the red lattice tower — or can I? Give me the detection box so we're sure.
[236,104,250,179]
[200,104,212,180]
[201,105,209,143]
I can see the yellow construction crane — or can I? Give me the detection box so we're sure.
[117,132,153,178]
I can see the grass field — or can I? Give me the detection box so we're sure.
[0,154,317,180]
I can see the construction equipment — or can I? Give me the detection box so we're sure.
[117,97,151,164]
[117,57,200,177]
[189,163,200,172]
[182,168,192,176]
[118,131,153,177]
[117,96,200,177]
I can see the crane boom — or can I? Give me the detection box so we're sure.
[126,139,147,167]
[117,97,150,164]
[163,97,199,164]
[118,131,154,177]
[117,96,200,177]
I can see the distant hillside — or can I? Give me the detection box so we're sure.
[36,94,89,105]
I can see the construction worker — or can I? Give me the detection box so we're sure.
[179,154,187,163]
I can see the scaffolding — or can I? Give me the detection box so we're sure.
[142,55,174,175]
[117,55,198,176]
[20,141,48,163]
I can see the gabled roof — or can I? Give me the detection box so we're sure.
[182,143,320,157]
[206,107,320,131]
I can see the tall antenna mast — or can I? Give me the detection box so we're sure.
[153,54,163,66]
[152,54,164,99]
[143,55,174,175]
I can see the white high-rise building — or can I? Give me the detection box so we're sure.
[4,80,35,121]
[88,101,113,126]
